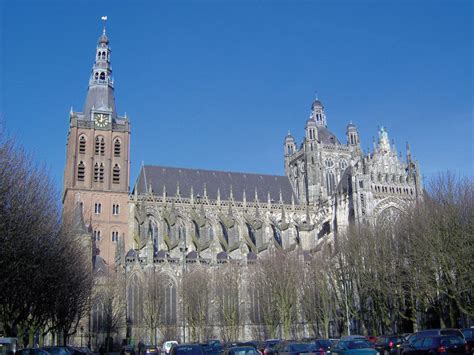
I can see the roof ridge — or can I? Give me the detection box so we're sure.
[143,164,287,179]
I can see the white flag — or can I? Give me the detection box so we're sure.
[101,16,107,21]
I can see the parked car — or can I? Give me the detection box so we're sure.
[224,346,260,355]
[373,335,406,354]
[236,342,263,353]
[0,338,17,355]
[366,336,377,344]
[200,341,223,355]
[398,329,466,355]
[162,342,179,355]
[144,345,160,355]
[340,335,368,342]
[120,346,137,355]
[42,347,87,355]
[308,339,332,355]
[273,341,313,355]
[401,335,466,354]
[170,344,206,355]
[263,340,281,355]
[15,349,50,355]
[331,340,378,354]
[461,328,474,353]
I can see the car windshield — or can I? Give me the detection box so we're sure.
[265,341,279,348]
[462,329,474,339]
[287,343,312,352]
[440,336,465,346]
[345,341,372,349]
[440,330,462,337]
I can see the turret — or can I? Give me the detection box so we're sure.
[346,121,360,147]
[284,132,297,156]
[378,126,391,152]
[310,99,327,127]
[305,117,318,141]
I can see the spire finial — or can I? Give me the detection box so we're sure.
[101,16,108,35]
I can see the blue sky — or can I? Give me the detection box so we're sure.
[0,0,472,190]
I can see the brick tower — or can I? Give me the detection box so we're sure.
[63,26,130,265]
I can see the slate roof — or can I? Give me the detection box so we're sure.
[134,165,297,204]
[83,84,118,120]
[318,126,341,145]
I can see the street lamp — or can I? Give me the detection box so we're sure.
[80,326,84,347]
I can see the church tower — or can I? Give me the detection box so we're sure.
[63,26,131,266]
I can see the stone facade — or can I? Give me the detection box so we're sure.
[63,29,423,345]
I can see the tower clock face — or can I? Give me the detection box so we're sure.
[94,113,109,128]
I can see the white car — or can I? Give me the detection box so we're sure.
[161,341,178,355]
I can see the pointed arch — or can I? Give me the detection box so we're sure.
[127,273,143,326]
[114,138,121,157]
[112,164,120,184]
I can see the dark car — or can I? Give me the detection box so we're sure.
[274,341,313,355]
[16,349,50,355]
[373,336,406,354]
[308,339,332,355]
[402,335,466,354]
[461,328,474,353]
[263,340,281,355]
[236,342,264,353]
[120,346,137,355]
[42,347,87,355]
[144,345,160,355]
[200,341,223,355]
[224,346,260,355]
[331,340,378,354]
[398,329,466,355]
[170,344,206,355]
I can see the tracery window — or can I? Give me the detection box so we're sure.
[249,285,264,324]
[127,274,143,326]
[111,231,119,242]
[160,278,177,325]
[91,301,104,332]
[94,202,102,214]
[112,204,120,215]
[325,158,334,168]
[94,163,105,182]
[326,171,336,195]
[93,230,101,242]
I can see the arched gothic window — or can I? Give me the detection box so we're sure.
[77,161,85,181]
[128,274,143,326]
[114,138,121,157]
[94,202,102,214]
[339,159,348,170]
[160,277,177,325]
[325,158,334,168]
[94,163,104,182]
[95,136,105,155]
[326,171,336,195]
[111,231,119,242]
[79,136,86,154]
[100,72,105,81]
[101,51,106,60]
[249,285,263,324]
[94,72,99,80]
[93,230,101,242]
[91,300,104,332]
[112,164,120,184]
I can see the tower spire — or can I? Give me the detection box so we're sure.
[82,20,117,121]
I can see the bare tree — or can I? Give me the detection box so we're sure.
[142,268,167,345]
[182,268,210,342]
[0,131,92,345]
[214,263,240,342]
[94,272,126,355]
